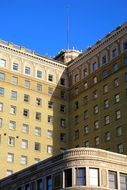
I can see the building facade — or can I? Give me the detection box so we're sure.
[0,148,127,190]
[0,22,127,179]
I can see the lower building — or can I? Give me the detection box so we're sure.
[0,147,127,190]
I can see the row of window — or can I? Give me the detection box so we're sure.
[0,86,66,101]
[74,93,121,111]
[11,168,127,190]
[0,101,66,114]
[0,135,53,154]
[0,117,66,130]
[0,60,66,85]
[74,49,127,84]
[74,109,122,125]
[83,140,124,154]
[84,124,123,137]
[74,70,127,97]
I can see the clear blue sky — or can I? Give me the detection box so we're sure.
[0,0,127,57]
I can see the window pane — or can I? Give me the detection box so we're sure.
[89,168,99,186]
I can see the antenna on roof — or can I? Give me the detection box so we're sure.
[66,4,70,50]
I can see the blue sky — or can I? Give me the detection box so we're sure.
[0,0,127,57]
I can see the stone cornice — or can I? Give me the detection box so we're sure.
[0,40,67,70]
[68,22,127,72]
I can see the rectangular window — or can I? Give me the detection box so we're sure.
[53,173,62,189]
[0,73,5,81]
[11,91,17,100]
[115,94,120,103]
[0,59,6,67]
[125,72,127,82]
[25,66,30,75]
[47,145,53,154]
[95,137,99,146]
[22,124,29,133]
[60,91,65,99]
[114,78,119,88]
[47,130,53,138]
[93,76,97,84]
[0,87,4,96]
[75,115,79,125]
[37,83,42,92]
[35,127,41,136]
[118,143,124,153]
[48,115,53,124]
[104,115,110,125]
[23,109,29,117]
[124,56,127,65]
[116,126,122,137]
[94,121,99,129]
[37,70,42,78]
[35,142,41,151]
[105,131,110,141]
[113,63,119,72]
[116,110,121,120]
[84,82,88,90]
[21,139,28,149]
[60,133,66,142]
[20,155,27,165]
[84,125,89,134]
[84,141,89,147]
[12,76,18,85]
[13,63,18,71]
[36,112,41,121]
[65,169,72,187]
[60,118,66,127]
[108,171,117,189]
[36,98,42,106]
[48,101,53,109]
[123,41,127,50]
[24,94,30,102]
[60,105,65,112]
[46,176,52,190]
[8,136,15,146]
[84,110,88,120]
[83,68,88,77]
[83,96,88,105]
[10,105,16,114]
[60,78,65,86]
[104,99,109,109]
[76,168,86,186]
[48,74,53,82]
[93,105,99,114]
[103,84,108,93]
[89,168,99,186]
[0,102,3,111]
[92,62,97,71]
[102,55,106,65]
[93,91,98,99]
[120,173,127,190]
[0,118,3,128]
[112,48,117,58]
[48,87,53,94]
[75,130,79,140]
[7,153,14,162]
[9,121,16,130]
[102,70,108,78]
[37,179,43,190]
[24,80,30,88]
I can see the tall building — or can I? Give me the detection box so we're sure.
[0,21,127,179]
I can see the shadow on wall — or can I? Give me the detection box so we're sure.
[49,71,70,156]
